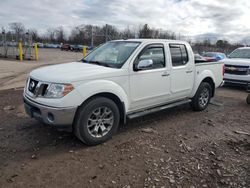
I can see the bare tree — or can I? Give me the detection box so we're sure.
[139,24,152,38]
[69,25,85,44]
[29,29,39,42]
[55,27,65,43]
[46,28,56,43]
[9,22,25,41]
[121,26,135,39]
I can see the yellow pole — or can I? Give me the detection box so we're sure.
[83,46,87,57]
[18,42,23,61]
[34,43,38,61]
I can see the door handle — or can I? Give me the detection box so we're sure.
[162,73,170,77]
[186,70,193,74]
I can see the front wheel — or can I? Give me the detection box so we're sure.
[74,97,120,145]
[190,82,212,111]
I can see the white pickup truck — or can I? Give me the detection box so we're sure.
[24,39,224,145]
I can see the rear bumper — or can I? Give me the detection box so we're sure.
[23,94,77,127]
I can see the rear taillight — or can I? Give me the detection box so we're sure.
[222,64,225,76]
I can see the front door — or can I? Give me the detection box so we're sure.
[129,44,171,111]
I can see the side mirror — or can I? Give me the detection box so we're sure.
[136,59,153,71]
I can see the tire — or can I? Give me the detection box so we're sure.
[246,94,250,104]
[190,82,212,111]
[74,97,120,145]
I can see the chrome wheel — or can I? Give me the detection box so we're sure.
[199,88,209,107]
[87,106,114,138]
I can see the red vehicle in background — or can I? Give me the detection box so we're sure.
[202,52,226,62]
[61,44,72,51]
[194,54,216,63]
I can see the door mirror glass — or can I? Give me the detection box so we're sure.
[137,59,153,70]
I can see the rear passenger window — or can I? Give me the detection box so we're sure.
[169,44,189,66]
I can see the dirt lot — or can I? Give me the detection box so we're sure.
[0,86,249,188]
[0,49,249,187]
[0,48,82,90]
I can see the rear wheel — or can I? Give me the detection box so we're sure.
[191,82,212,111]
[74,97,120,145]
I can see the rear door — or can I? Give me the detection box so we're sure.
[169,44,195,99]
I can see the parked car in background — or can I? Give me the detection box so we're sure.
[61,44,71,51]
[70,45,83,52]
[32,42,44,48]
[37,42,44,48]
[44,43,50,48]
[194,54,208,63]
[203,52,226,61]
[87,46,94,51]
[71,45,93,52]
[52,44,61,48]
[221,47,250,85]
[44,43,58,48]
[24,39,224,145]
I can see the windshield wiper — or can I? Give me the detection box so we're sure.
[81,59,102,65]
[88,61,112,68]
[81,59,115,68]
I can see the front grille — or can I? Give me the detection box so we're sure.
[225,65,249,75]
[27,78,49,97]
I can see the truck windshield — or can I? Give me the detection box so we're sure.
[228,49,250,59]
[82,41,141,68]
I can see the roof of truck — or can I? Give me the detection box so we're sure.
[113,39,188,43]
[237,47,250,50]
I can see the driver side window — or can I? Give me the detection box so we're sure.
[134,44,165,71]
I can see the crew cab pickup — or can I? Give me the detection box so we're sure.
[221,47,250,86]
[23,39,224,145]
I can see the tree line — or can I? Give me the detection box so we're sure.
[1,22,244,53]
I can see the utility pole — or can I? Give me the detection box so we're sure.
[105,24,108,42]
[91,26,93,47]
[2,29,7,57]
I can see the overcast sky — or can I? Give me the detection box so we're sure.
[0,0,250,43]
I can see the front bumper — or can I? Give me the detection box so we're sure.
[224,73,250,85]
[23,94,77,127]
[224,78,249,85]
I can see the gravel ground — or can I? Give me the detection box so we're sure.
[0,86,249,188]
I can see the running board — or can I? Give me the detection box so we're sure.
[127,99,191,119]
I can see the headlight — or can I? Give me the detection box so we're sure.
[44,84,74,98]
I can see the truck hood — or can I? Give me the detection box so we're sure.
[220,58,250,66]
[30,62,127,83]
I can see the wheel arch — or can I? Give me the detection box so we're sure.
[201,77,215,97]
[74,92,126,127]
[192,69,216,98]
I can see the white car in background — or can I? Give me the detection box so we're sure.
[222,47,250,86]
